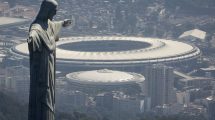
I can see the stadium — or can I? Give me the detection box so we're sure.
[11,36,201,73]
[65,69,145,94]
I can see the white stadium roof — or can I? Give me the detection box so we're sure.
[66,69,145,85]
[11,36,201,65]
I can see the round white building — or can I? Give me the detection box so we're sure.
[65,69,145,94]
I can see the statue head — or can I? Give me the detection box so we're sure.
[35,0,58,21]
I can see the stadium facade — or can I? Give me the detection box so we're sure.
[11,36,201,73]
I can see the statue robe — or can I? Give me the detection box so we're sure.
[28,20,63,120]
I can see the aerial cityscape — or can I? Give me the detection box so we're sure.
[0,0,215,120]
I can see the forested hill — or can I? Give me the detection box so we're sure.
[3,0,215,16]
[165,0,215,15]
[0,92,95,120]
[0,92,28,120]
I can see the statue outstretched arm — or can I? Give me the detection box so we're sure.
[63,19,72,27]
[51,19,72,41]
[51,19,72,34]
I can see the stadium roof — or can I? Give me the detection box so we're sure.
[11,36,201,65]
[66,69,145,85]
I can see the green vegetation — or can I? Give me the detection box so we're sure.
[0,92,28,120]
[165,0,215,15]
[137,113,207,120]
[0,91,208,120]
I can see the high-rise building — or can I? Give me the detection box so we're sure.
[207,84,215,120]
[176,91,190,105]
[0,68,6,89]
[207,98,215,120]
[143,64,176,108]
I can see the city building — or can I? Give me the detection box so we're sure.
[179,29,206,42]
[143,64,176,108]
[0,52,6,63]
[179,29,207,48]
[154,103,183,116]
[178,77,214,90]
[199,66,215,78]
[206,84,215,120]
[0,68,6,89]
[0,2,9,16]
[188,89,211,102]
[206,96,215,120]
[0,39,16,48]
[176,91,190,105]
[176,88,211,105]
[182,104,207,118]
[210,33,215,48]
[9,5,36,19]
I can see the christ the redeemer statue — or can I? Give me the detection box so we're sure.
[27,0,71,120]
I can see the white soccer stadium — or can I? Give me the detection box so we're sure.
[11,36,201,72]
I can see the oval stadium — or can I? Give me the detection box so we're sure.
[11,36,201,73]
[65,69,145,94]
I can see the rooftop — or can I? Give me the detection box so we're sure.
[174,71,193,79]
[0,17,28,26]
[179,77,214,82]
[200,66,215,71]
[179,29,206,40]
[66,69,145,85]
